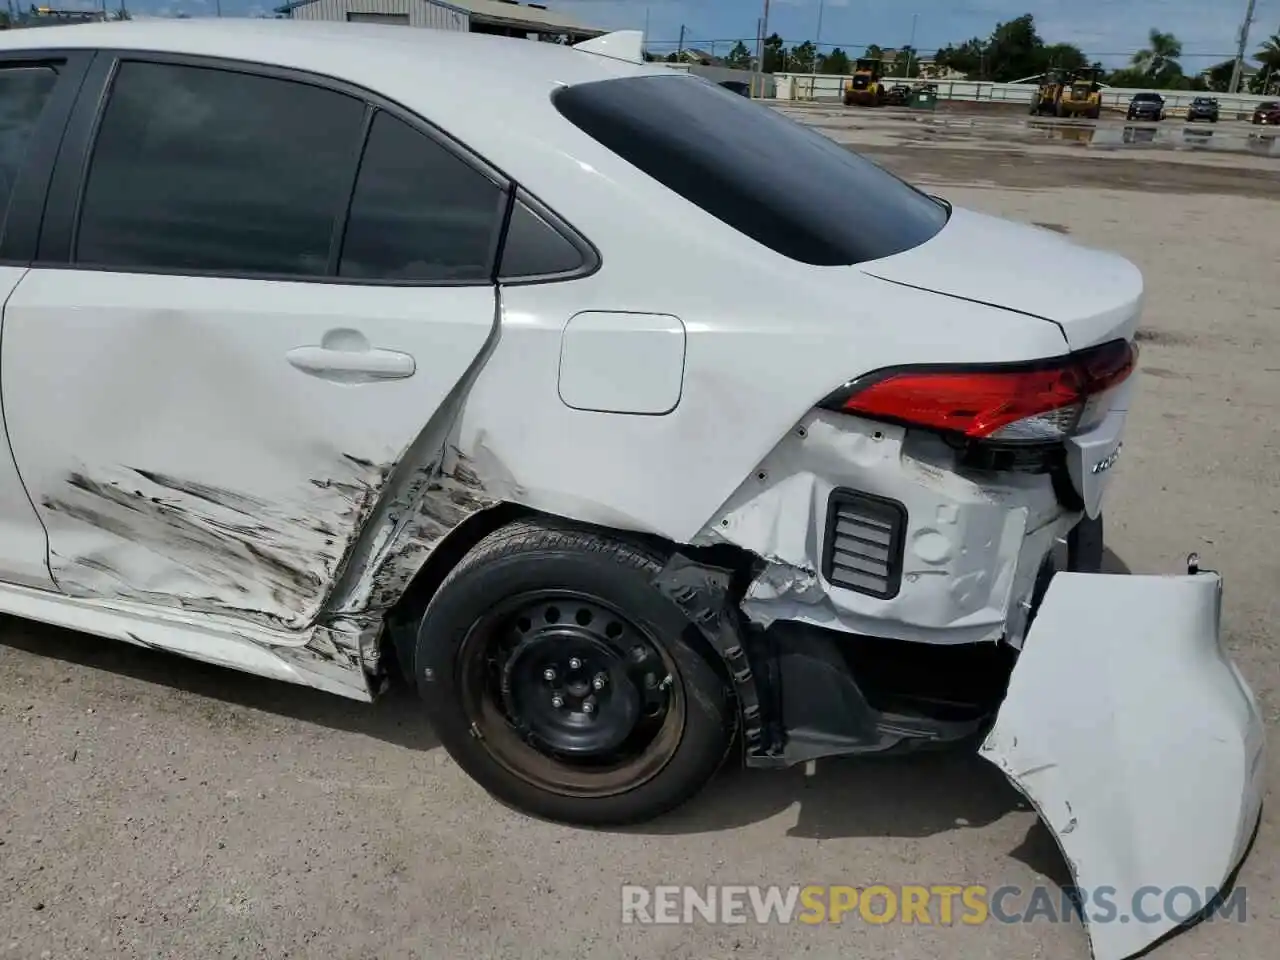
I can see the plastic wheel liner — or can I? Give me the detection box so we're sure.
[980,570,1265,960]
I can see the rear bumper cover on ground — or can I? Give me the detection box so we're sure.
[981,568,1265,960]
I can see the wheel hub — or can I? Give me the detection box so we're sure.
[493,598,672,760]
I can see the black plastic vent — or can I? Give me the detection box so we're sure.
[822,490,908,599]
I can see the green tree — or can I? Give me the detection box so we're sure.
[864,43,883,64]
[1204,59,1236,92]
[986,14,1044,81]
[891,45,917,76]
[1106,67,1148,88]
[724,40,752,70]
[1258,33,1280,72]
[935,38,986,78]
[789,40,816,73]
[1041,43,1087,73]
[820,47,851,75]
[762,32,785,73]
[1130,29,1183,85]
[1254,34,1280,94]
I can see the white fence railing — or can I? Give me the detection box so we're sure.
[773,74,1277,117]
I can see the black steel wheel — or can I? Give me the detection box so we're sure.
[456,591,685,798]
[415,520,735,826]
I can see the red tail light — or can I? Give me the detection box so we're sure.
[823,339,1136,442]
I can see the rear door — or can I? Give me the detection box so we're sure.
[0,50,91,590]
[1,52,506,629]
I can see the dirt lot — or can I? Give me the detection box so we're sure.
[2,110,1278,960]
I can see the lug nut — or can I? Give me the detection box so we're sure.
[582,697,596,714]
[568,657,582,670]
[592,673,607,691]
[630,646,648,663]
[551,695,565,709]
[542,667,557,682]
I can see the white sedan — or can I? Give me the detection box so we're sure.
[0,20,1262,960]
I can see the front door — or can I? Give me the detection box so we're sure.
[1,56,508,629]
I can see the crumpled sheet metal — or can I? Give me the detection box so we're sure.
[695,410,1074,646]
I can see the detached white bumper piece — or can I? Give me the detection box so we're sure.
[981,569,1265,960]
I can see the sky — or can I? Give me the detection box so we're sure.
[36,0,1280,70]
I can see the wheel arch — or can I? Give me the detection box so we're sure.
[381,505,759,688]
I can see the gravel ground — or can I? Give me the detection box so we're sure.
[2,109,1278,960]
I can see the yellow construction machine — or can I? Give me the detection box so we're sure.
[1030,70,1066,116]
[1055,68,1103,119]
[843,59,887,107]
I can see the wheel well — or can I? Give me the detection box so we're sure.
[379,505,759,686]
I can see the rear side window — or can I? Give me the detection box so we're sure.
[0,64,59,221]
[75,61,367,276]
[338,110,504,283]
[553,74,948,266]
[497,193,588,280]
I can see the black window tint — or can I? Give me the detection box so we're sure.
[76,61,366,276]
[339,111,503,283]
[498,195,586,279]
[0,65,59,221]
[553,75,948,266]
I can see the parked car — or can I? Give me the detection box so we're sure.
[1126,91,1166,121]
[0,23,1261,960]
[1252,101,1280,124]
[884,83,912,106]
[1185,96,1219,122]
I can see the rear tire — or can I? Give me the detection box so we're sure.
[415,520,736,826]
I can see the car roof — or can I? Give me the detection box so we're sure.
[0,18,666,89]
[0,18,728,247]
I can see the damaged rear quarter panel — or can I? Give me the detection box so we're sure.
[694,410,1076,645]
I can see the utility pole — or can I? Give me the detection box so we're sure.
[905,13,918,78]
[1228,0,1257,94]
[753,0,772,99]
[811,0,824,77]
[760,0,771,92]
[677,24,685,60]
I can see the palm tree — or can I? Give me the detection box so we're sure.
[1131,29,1183,84]
[1257,33,1280,73]
[1256,34,1280,95]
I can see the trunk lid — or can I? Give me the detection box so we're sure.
[858,206,1143,350]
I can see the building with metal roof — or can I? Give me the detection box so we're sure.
[273,0,606,41]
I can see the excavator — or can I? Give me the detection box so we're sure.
[843,59,887,107]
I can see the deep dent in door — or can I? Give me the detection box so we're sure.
[980,571,1265,960]
[41,457,391,628]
